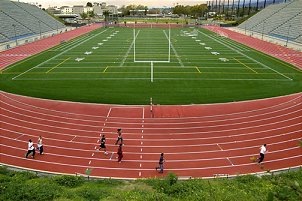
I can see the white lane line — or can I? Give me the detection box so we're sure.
[12,29,108,80]
[227,157,234,166]
[1,97,301,126]
[88,160,91,165]
[15,134,24,140]
[70,136,77,142]
[217,144,223,150]
[110,152,114,160]
[2,91,300,120]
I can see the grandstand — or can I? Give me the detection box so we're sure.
[0,0,65,43]
[238,0,302,44]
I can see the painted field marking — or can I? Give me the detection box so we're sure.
[198,30,292,80]
[12,29,108,80]
[103,66,109,73]
[46,57,70,73]
[14,134,24,140]
[119,30,140,67]
[233,57,258,74]
[151,61,154,82]
[163,30,184,67]
[195,67,202,73]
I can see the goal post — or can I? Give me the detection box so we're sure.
[133,26,171,63]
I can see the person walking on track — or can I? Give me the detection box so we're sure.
[25,139,35,159]
[155,153,165,173]
[257,144,267,164]
[37,136,44,155]
[117,144,123,163]
[99,134,108,155]
[115,128,124,145]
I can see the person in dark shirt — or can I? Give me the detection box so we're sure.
[115,128,123,145]
[117,144,123,163]
[99,135,108,155]
[155,153,165,173]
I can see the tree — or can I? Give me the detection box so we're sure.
[86,2,93,7]
[80,12,88,19]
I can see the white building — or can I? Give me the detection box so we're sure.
[73,5,84,14]
[60,6,73,14]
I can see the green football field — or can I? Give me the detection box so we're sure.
[0,26,301,104]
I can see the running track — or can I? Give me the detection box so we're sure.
[1,91,301,179]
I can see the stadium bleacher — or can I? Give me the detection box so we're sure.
[0,0,65,43]
[238,0,302,43]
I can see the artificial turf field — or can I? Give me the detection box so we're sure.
[0,26,301,104]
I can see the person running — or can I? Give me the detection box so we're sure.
[155,153,165,173]
[257,144,267,164]
[115,128,123,145]
[25,139,35,159]
[37,136,44,155]
[99,134,108,155]
[117,144,123,163]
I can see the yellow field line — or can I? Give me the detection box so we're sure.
[233,57,258,74]
[103,66,109,73]
[46,58,70,73]
[195,67,202,73]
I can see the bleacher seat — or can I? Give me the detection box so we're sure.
[0,0,65,43]
[238,0,302,44]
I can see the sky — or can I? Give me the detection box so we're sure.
[14,0,207,8]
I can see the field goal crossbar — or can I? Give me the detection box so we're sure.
[133,25,171,82]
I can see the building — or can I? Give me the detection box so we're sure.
[72,5,84,14]
[60,6,73,14]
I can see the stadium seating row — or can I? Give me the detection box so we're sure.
[0,0,65,43]
[238,0,302,43]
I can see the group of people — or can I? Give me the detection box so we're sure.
[98,128,165,172]
[25,136,44,159]
[25,131,267,174]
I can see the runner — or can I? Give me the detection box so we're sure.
[155,153,165,173]
[257,144,267,164]
[99,134,108,155]
[25,139,35,159]
[117,144,123,163]
[37,136,44,155]
[115,128,123,145]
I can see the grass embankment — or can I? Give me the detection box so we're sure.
[1,167,302,201]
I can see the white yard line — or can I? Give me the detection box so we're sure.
[198,30,293,81]
[12,29,108,80]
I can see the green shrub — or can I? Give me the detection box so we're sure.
[53,175,84,188]
[165,172,178,186]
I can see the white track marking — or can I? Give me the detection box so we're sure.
[70,136,77,142]
[1,93,301,123]
[198,30,292,81]
[12,29,108,80]
[2,125,301,147]
[217,144,223,150]
[110,152,114,160]
[227,157,234,166]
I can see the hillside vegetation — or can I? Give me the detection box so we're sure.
[1,167,301,201]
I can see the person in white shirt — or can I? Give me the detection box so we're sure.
[37,136,44,155]
[25,139,35,159]
[257,144,267,163]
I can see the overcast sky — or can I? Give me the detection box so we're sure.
[14,0,207,8]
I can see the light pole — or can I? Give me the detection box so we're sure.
[262,21,265,40]
[38,21,42,39]
[12,24,17,46]
[285,24,291,47]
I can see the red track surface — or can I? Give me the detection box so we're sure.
[204,26,302,70]
[1,91,301,179]
[0,24,102,70]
